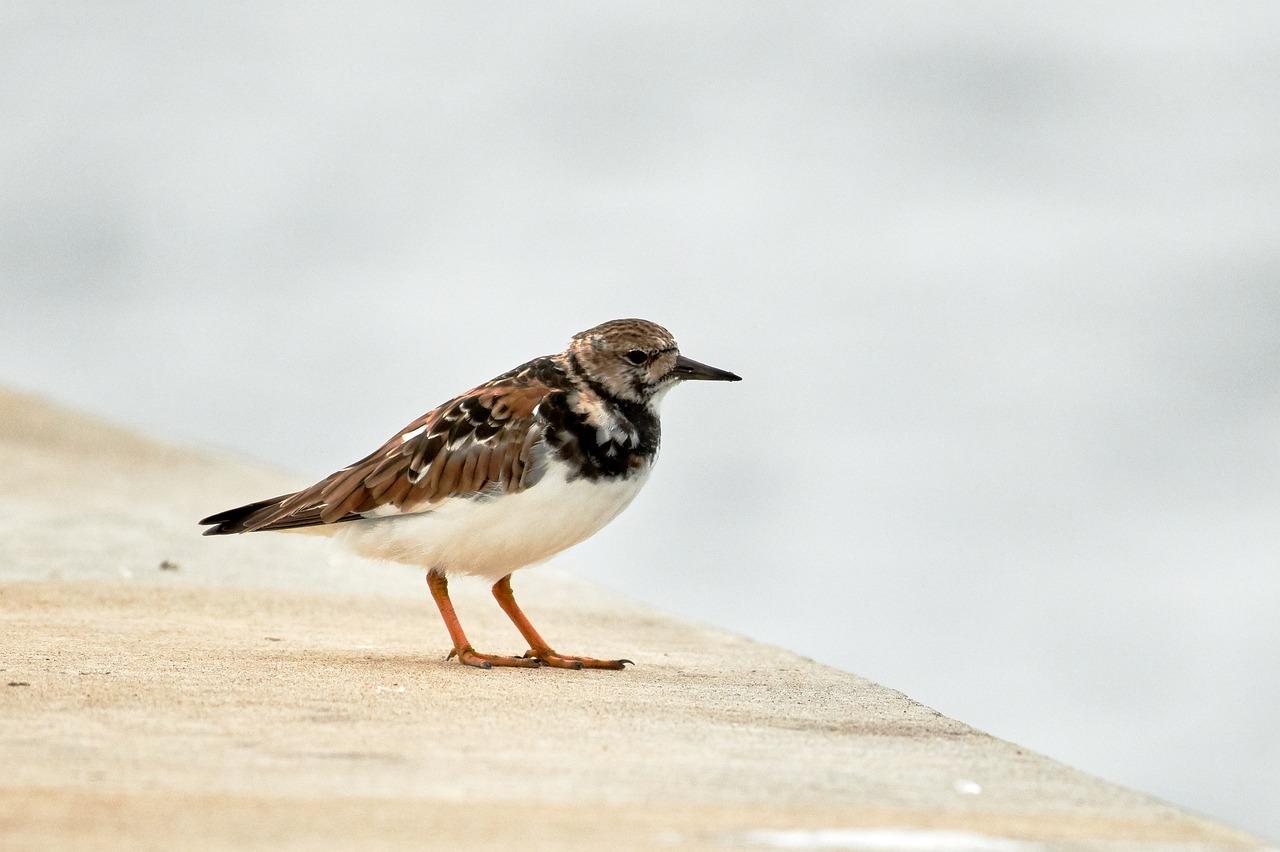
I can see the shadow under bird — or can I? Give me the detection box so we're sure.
[200,319,741,669]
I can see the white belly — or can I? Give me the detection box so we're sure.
[336,459,651,579]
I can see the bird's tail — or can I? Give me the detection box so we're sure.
[198,493,300,535]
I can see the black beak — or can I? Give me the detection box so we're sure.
[671,354,742,382]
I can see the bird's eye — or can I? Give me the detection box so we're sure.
[625,349,649,366]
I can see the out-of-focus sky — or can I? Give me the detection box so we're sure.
[3,1,1277,840]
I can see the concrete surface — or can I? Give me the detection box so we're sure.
[0,388,1267,851]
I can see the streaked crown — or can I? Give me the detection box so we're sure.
[565,319,681,403]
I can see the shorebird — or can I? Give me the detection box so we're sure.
[200,319,740,669]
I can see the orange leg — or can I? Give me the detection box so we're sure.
[491,574,632,670]
[427,571,538,669]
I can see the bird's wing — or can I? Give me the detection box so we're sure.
[200,373,559,535]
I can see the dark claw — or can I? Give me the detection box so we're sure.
[571,661,584,670]
[480,661,492,669]
[619,659,634,666]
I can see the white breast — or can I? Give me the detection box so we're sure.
[336,458,651,580]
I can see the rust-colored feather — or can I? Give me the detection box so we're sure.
[363,456,403,492]
[486,444,505,483]
[459,449,480,493]
[434,451,465,499]
[380,471,413,509]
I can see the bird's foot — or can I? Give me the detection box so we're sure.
[447,647,541,669]
[522,649,633,670]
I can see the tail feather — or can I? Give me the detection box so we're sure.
[199,494,293,535]
[199,492,361,535]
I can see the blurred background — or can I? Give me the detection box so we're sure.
[2,1,1277,840]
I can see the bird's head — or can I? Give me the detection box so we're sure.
[565,318,741,405]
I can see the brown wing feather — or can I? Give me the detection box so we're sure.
[200,370,560,536]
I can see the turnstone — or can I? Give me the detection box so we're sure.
[200,319,740,670]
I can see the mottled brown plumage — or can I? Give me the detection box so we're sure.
[201,364,558,534]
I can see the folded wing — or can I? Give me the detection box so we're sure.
[200,376,557,535]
